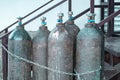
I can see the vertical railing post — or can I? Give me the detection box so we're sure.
[101,0,105,33]
[100,1,105,80]
[90,0,94,13]
[107,0,114,36]
[2,29,8,80]
[68,0,72,11]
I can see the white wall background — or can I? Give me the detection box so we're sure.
[0,0,100,31]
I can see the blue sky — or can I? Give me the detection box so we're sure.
[0,0,100,31]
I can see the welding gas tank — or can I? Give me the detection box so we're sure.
[48,13,73,80]
[8,18,32,80]
[65,11,80,73]
[32,17,50,80]
[76,13,102,80]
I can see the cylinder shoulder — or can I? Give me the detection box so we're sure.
[65,23,80,35]
[9,28,31,40]
[49,26,72,40]
[77,27,102,39]
[33,29,50,42]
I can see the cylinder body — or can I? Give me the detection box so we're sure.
[48,23,73,80]
[8,26,32,80]
[65,20,80,72]
[32,26,50,80]
[76,23,102,80]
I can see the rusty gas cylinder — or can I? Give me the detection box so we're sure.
[32,17,50,80]
[65,11,80,73]
[48,13,73,80]
[76,13,102,80]
[8,17,32,80]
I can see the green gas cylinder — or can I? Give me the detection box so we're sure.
[76,13,103,80]
[8,17,32,80]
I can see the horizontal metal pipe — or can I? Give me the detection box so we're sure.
[115,2,120,5]
[113,31,120,34]
[94,5,108,8]
[101,2,120,5]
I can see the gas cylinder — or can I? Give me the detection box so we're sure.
[65,11,80,73]
[8,17,32,80]
[32,17,50,80]
[75,13,102,80]
[48,13,73,80]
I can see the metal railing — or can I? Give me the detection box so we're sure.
[0,0,53,35]
[0,4,109,39]
[0,0,69,80]
[0,0,68,39]
[1,0,120,80]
